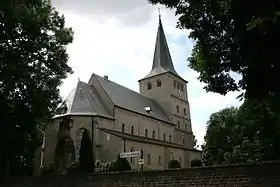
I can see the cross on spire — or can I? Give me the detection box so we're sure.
[158,8,161,19]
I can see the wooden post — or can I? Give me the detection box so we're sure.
[140,149,143,175]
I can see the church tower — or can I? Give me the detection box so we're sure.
[138,16,194,147]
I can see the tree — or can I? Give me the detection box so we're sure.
[79,129,94,173]
[232,99,280,162]
[202,107,238,166]
[203,100,280,166]
[190,159,202,167]
[0,0,73,178]
[148,0,280,103]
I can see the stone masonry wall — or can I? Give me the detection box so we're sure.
[3,162,280,187]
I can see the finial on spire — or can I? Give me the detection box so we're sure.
[158,8,161,19]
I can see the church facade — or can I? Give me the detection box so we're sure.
[40,17,201,171]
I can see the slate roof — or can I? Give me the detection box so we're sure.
[54,17,177,123]
[93,74,171,123]
[140,17,180,81]
[54,81,112,118]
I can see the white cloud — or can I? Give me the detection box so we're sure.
[54,0,242,148]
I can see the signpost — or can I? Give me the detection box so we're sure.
[120,151,141,158]
[138,159,144,165]
[120,150,144,175]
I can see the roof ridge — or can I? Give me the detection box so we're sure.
[93,73,157,101]
[65,80,80,113]
[91,73,115,106]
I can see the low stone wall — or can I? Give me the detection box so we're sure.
[3,162,280,187]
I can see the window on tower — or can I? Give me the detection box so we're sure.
[176,105,179,113]
[145,129,148,137]
[147,82,152,90]
[184,108,186,115]
[131,126,134,135]
[157,79,161,87]
[173,80,177,88]
[180,84,184,91]
[122,123,125,133]
[152,130,155,139]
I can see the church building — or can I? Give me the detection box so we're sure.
[40,16,201,171]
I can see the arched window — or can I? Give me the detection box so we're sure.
[184,108,186,115]
[131,126,134,135]
[185,123,187,131]
[122,123,125,132]
[173,80,177,88]
[145,129,148,137]
[169,135,172,143]
[180,84,184,91]
[152,130,155,139]
[148,154,151,165]
[156,79,161,87]
[176,105,179,113]
[183,138,185,145]
[163,134,166,141]
[147,82,152,90]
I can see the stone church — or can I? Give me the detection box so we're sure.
[39,16,201,172]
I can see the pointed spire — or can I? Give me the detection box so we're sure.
[140,14,180,81]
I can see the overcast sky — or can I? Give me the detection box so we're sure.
[51,0,242,147]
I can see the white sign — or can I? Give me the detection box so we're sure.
[138,159,144,165]
[120,151,141,158]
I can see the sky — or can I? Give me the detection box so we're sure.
[51,0,242,147]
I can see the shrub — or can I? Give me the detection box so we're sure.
[40,163,53,176]
[79,129,94,173]
[190,159,203,167]
[67,161,80,174]
[111,154,131,171]
[95,160,115,172]
[168,160,181,169]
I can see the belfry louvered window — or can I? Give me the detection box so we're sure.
[131,126,134,135]
[147,82,152,90]
[157,79,161,87]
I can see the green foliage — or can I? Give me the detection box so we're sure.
[190,159,203,167]
[79,129,94,173]
[40,163,53,176]
[168,160,181,169]
[95,154,131,172]
[148,0,280,102]
[202,100,280,166]
[67,161,80,174]
[111,154,131,172]
[0,0,73,178]
[95,160,115,172]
